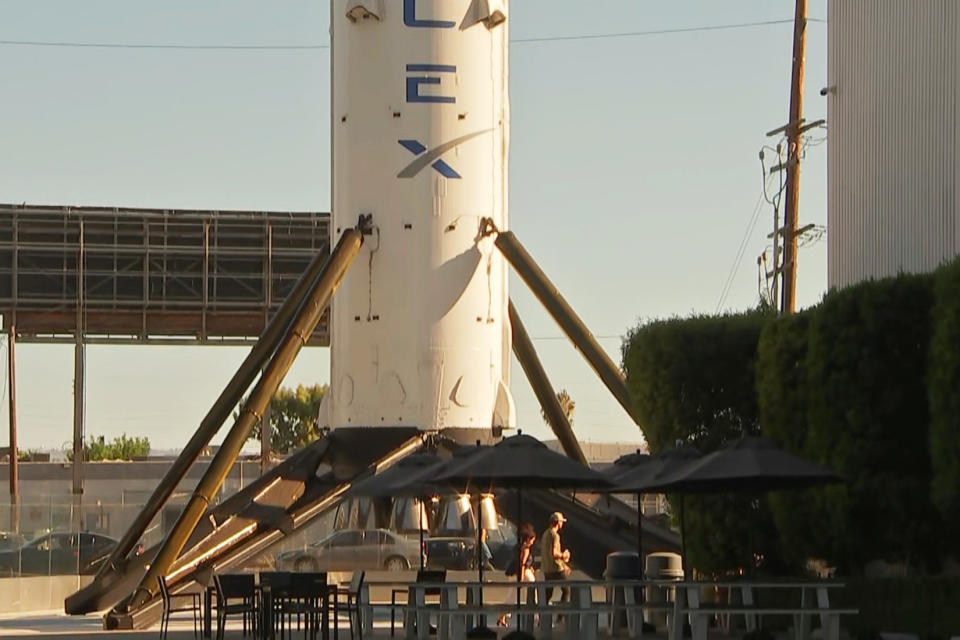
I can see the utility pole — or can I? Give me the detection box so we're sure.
[771,145,783,308]
[781,0,807,314]
[7,325,18,533]
[72,221,85,532]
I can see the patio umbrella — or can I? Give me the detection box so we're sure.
[347,452,448,570]
[434,432,613,640]
[641,436,841,578]
[643,436,841,494]
[602,445,702,571]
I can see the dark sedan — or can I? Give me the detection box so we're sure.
[0,532,25,552]
[0,531,118,576]
[425,536,475,570]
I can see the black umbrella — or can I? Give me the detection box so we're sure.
[605,450,651,482]
[643,436,841,494]
[347,452,448,570]
[603,446,702,571]
[641,436,841,578]
[435,433,613,640]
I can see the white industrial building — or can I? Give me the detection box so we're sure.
[828,0,960,288]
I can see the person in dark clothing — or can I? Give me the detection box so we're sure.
[498,522,537,627]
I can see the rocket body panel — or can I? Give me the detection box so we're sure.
[329,0,513,431]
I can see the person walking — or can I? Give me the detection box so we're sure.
[479,527,494,571]
[497,523,536,627]
[540,512,571,605]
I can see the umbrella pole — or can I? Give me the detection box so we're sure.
[477,493,484,585]
[419,499,425,571]
[637,492,646,605]
[466,492,496,639]
[679,495,687,580]
[637,492,643,562]
[504,489,533,640]
[516,488,522,630]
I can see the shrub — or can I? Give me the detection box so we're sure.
[622,310,789,575]
[805,273,940,572]
[928,258,960,539]
[756,311,828,566]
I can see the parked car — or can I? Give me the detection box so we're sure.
[275,529,420,572]
[0,532,25,552]
[0,531,118,576]
[425,536,475,570]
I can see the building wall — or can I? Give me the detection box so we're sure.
[828,1,960,288]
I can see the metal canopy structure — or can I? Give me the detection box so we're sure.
[0,204,331,345]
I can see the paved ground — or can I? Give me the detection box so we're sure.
[0,612,673,639]
[0,614,381,638]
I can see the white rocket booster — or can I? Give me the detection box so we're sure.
[327,0,515,431]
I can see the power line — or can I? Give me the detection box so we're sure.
[716,175,774,313]
[511,18,825,44]
[0,40,327,50]
[0,18,825,51]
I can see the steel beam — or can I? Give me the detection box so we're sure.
[126,225,364,610]
[72,340,85,532]
[7,324,18,533]
[76,428,423,627]
[508,300,587,465]
[486,222,642,428]
[94,242,333,582]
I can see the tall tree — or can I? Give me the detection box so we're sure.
[66,434,151,461]
[247,384,328,455]
[540,388,575,427]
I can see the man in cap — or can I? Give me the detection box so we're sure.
[540,511,571,605]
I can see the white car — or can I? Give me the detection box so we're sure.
[275,529,421,572]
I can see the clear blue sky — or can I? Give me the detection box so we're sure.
[0,1,828,451]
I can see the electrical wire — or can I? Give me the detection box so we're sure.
[511,18,825,44]
[0,40,328,50]
[716,173,775,313]
[0,18,826,51]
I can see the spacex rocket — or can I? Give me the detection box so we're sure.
[327,0,515,433]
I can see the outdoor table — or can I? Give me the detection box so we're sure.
[259,581,332,640]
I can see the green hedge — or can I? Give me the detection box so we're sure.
[755,311,825,567]
[805,274,940,573]
[624,259,960,579]
[622,311,769,452]
[929,259,960,539]
[622,311,793,575]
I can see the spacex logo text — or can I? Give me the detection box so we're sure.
[398,2,491,180]
[397,130,491,179]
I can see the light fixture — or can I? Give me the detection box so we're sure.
[480,494,499,531]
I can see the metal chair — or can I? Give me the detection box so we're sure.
[281,572,329,640]
[213,573,258,640]
[391,569,445,637]
[157,575,202,640]
[332,570,366,640]
[259,572,292,639]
